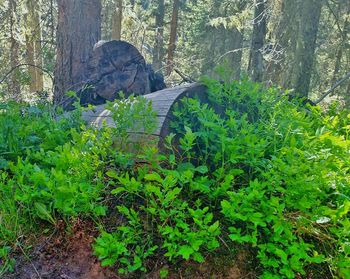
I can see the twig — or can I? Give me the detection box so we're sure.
[314,71,350,104]
[239,272,254,279]
[174,68,195,83]
[0,63,53,84]
[17,242,42,279]
[216,47,249,63]
[218,235,230,250]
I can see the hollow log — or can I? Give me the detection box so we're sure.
[82,82,207,149]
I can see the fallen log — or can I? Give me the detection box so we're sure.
[82,82,207,149]
[79,40,151,106]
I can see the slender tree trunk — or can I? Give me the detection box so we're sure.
[294,0,323,98]
[8,0,20,99]
[166,0,180,76]
[50,0,55,48]
[346,80,350,108]
[332,47,343,85]
[25,29,36,93]
[220,27,227,56]
[331,7,349,85]
[248,0,267,82]
[25,0,44,93]
[111,0,123,40]
[33,8,44,92]
[54,0,102,108]
[202,28,217,76]
[228,28,244,80]
[152,0,165,71]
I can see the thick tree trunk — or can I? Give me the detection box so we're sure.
[111,0,123,40]
[248,0,267,82]
[266,0,298,86]
[54,0,102,108]
[25,0,44,93]
[265,0,301,88]
[166,0,180,76]
[152,0,165,71]
[294,0,323,98]
[8,0,20,99]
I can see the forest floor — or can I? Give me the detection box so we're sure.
[3,219,257,279]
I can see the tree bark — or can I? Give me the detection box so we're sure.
[25,0,44,93]
[248,0,267,82]
[54,0,102,108]
[166,0,180,76]
[331,5,349,85]
[152,0,165,71]
[346,80,350,108]
[294,0,323,98]
[8,0,20,99]
[265,0,299,86]
[111,0,123,40]
[25,28,36,93]
[228,28,244,80]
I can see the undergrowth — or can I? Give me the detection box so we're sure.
[0,75,349,278]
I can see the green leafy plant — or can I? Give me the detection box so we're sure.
[0,246,15,276]
[94,206,158,273]
[1,74,350,278]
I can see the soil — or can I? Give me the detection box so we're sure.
[2,220,256,279]
[3,220,118,279]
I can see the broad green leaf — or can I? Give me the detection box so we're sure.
[178,245,194,260]
[34,202,55,225]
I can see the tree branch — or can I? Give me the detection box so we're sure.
[314,71,350,104]
[0,63,53,85]
[174,68,195,83]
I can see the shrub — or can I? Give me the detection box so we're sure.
[95,76,350,278]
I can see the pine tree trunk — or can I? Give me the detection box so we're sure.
[166,0,180,76]
[152,0,165,71]
[248,0,267,82]
[25,0,44,93]
[54,0,102,108]
[228,28,243,80]
[331,7,349,85]
[265,0,297,86]
[8,0,20,99]
[50,0,55,46]
[33,8,44,92]
[271,0,304,88]
[294,0,323,98]
[346,80,350,108]
[111,0,123,40]
[25,30,36,93]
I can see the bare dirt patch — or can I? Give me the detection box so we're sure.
[3,220,255,279]
[3,220,117,279]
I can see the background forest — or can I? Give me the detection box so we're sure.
[0,0,349,105]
